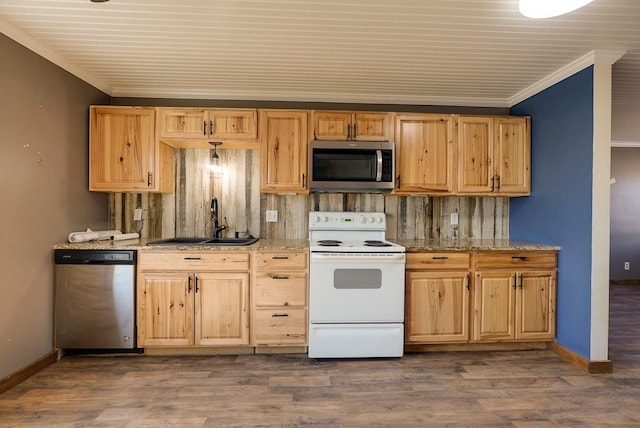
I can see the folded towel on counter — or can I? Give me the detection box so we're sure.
[68,229,122,243]
[111,232,140,241]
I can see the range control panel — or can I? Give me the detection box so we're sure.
[308,211,386,231]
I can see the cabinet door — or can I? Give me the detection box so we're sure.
[474,271,516,341]
[89,107,155,192]
[313,111,351,140]
[457,116,494,193]
[405,271,469,343]
[211,109,258,140]
[137,272,194,347]
[353,113,390,141]
[494,117,530,195]
[260,110,309,193]
[157,108,208,139]
[516,271,556,340]
[195,272,249,345]
[395,114,454,193]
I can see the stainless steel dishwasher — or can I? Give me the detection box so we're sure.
[54,249,137,351]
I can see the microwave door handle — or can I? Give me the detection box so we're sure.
[376,149,383,181]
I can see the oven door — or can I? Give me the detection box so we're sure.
[309,252,405,323]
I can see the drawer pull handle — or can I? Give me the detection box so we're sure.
[272,256,289,260]
[511,256,527,261]
[272,275,290,280]
[272,313,289,317]
[432,256,449,260]
[184,257,202,260]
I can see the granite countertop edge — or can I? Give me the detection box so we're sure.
[397,239,560,251]
[53,238,310,251]
[54,238,559,252]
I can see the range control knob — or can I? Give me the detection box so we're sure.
[359,216,367,224]
[376,216,384,223]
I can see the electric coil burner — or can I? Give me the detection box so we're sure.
[308,211,406,358]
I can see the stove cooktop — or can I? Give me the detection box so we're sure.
[310,239,405,253]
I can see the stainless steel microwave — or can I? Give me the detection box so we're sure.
[309,140,395,192]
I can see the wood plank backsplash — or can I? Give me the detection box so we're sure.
[109,149,508,240]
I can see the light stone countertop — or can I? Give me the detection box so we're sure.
[397,239,560,252]
[53,238,309,252]
[54,238,558,252]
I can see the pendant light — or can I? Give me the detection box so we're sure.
[519,0,594,19]
[208,141,224,177]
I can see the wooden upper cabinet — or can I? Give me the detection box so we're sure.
[395,114,454,194]
[260,110,309,194]
[156,108,258,148]
[457,115,530,196]
[89,106,173,193]
[457,116,494,194]
[313,111,390,141]
[494,117,530,195]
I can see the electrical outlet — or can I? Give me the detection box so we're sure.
[625,262,630,271]
[134,208,143,221]
[266,210,278,223]
[450,212,459,226]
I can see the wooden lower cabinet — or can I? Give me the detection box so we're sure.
[137,272,194,347]
[137,252,250,348]
[195,272,250,346]
[474,270,556,341]
[405,252,471,343]
[474,251,557,342]
[406,271,470,342]
[405,250,557,345]
[252,251,308,345]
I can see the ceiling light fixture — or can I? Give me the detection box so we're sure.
[519,0,594,19]
[208,141,225,177]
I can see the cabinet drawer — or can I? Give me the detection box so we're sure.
[475,251,556,270]
[406,252,470,270]
[254,308,307,344]
[255,252,307,270]
[139,252,250,271]
[255,272,307,307]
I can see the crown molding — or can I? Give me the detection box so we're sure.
[509,50,627,107]
[1,16,112,95]
[110,87,510,108]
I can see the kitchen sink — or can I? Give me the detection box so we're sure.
[146,237,259,246]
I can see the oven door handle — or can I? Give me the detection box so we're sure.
[310,253,406,262]
[375,149,383,182]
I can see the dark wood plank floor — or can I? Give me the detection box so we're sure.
[2,284,639,427]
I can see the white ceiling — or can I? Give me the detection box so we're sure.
[0,0,639,109]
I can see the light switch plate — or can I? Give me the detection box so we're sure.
[450,212,459,226]
[266,210,278,222]
[134,208,143,221]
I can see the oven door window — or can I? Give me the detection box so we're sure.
[334,268,382,289]
[312,149,377,181]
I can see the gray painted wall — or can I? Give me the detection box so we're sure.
[0,34,110,380]
[610,147,640,280]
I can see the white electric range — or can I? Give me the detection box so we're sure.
[308,211,406,358]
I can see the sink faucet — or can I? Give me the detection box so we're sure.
[210,197,227,238]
